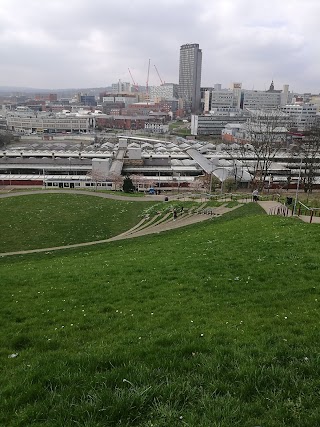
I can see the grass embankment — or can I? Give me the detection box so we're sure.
[0,194,154,252]
[1,203,320,426]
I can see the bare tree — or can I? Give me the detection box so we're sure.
[235,111,288,189]
[0,131,17,149]
[189,178,205,193]
[294,126,320,194]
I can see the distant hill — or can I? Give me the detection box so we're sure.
[0,86,112,96]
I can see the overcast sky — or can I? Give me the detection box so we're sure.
[0,0,319,93]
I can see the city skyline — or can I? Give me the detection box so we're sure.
[0,0,320,93]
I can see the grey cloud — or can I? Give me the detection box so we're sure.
[0,0,319,92]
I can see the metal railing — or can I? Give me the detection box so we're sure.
[269,205,291,217]
[297,202,320,223]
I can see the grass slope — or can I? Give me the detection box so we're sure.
[0,194,154,252]
[1,204,320,426]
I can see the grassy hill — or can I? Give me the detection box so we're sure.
[1,202,320,426]
[0,193,155,252]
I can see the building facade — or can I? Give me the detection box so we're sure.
[149,83,179,101]
[6,110,97,133]
[178,43,202,114]
[281,103,318,130]
[191,110,249,136]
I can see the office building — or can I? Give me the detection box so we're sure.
[191,109,249,136]
[281,103,318,130]
[111,81,132,93]
[178,43,202,114]
[149,83,179,102]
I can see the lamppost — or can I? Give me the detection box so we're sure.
[209,166,226,194]
[293,157,303,216]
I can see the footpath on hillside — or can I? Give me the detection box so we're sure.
[0,190,319,258]
[0,195,241,257]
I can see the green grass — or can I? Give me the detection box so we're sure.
[298,196,320,208]
[0,194,155,252]
[77,189,146,197]
[1,202,320,426]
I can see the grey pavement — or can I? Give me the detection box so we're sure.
[258,200,320,223]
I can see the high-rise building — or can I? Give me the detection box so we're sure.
[178,43,202,114]
[111,81,132,93]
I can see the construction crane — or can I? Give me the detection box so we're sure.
[146,59,151,96]
[145,59,151,105]
[154,64,164,85]
[128,68,139,92]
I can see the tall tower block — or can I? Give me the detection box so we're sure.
[178,43,202,114]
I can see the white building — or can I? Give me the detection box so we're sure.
[242,84,291,110]
[191,110,249,136]
[203,83,242,113]
[6,110,101,134]
[111,81,132,93]
[242,90,282,110]
[281,103,318,130]
[210,90,234,109]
